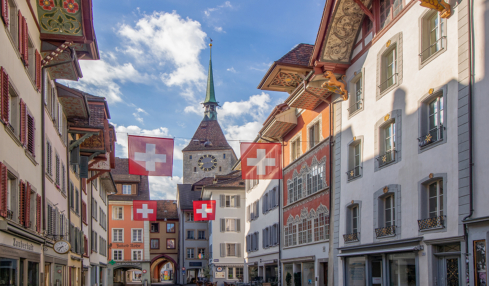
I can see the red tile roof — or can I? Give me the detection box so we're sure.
[156,200,178,220]
[276,44,314,67]
[182,120,233,152]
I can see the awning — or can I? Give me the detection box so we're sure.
[261,108,297,140]
[337,245,424,257]
[280,256,315,263]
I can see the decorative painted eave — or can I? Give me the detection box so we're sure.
[284,81,333,111]
[56,82,89,119]
[37,0,100,60]
[259,106,298,141]
[44,47,83,81]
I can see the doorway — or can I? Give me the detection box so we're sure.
[371,256,383,286]
[438,256,460,286]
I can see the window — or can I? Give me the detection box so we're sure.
[419,95,444,147]
[223,153,226,159]
[122,185,131,194]
[92,199,97,220]
[150,239,159,249]
[193,167,197,172]
[187,230,195,239]
[166,223,175,233]
[228,267,244,280]
[288,176,303,204]
[349,74,363,115]
[198,230,206,240]
[27,38,35,80]
[91,230,97,252]
[226,243,237,256]
[291,136,301,161]
[219,166,222,172]
[75,189,79,214]
[150,223,159,233]
[428,180,443,218]
[298,219,307,244]
[378,122,396,167]
[186,212,194,221]
[308,121,320,149]
[46,141,52,176]
[380,47,397,92]
[420,11,446,63]
[55,153,60,186]
[26,112,35,155]
[132,250,142,261]
[351,206,358,234]
[113,229,123,242]
[379,0,403,29]
[8,84,19,136]
[113,250,123,261]
[132,229,142,242]
[167,238,176,249]
[113,206,123,220]
[189,155,192,159]
[384,195,395,227]
[223,218,240,232]
[187,248,195,258]
[306,164,324,195]
[225,195,237,207]
[348,139,362,180]
[61,164,66,194]
[314,213,329,241]
[7,0,18,46]
[197,248,205,259]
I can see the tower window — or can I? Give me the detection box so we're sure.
[219,167,222,172]
[194,167,197,172]
[190,155,193,160]
[223,154,226,159]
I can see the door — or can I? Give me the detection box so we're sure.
[323,263,328,286]
[371,257,383,286]
[438,256,460,286]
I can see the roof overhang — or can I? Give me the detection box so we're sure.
[260,107,297,140]
[257,62,312,93]
[56,83,90,118]
[44,47,83,81]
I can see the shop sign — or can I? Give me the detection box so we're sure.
[115,262,141,266]
[58,270,62,274]
[12,238,34,251]
[142,270,147,274]
[215,272,225,279]
[216,267,223,272]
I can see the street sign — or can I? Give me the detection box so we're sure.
[109,260,116,266]
[142,270,147,274]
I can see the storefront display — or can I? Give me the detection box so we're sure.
[302,262,315,285]
[388,253,416,286]
[27,261,39,286]
[0,258,17,285]
[474,240,487,286]
[346,256,366,286]
[283,264,293,286]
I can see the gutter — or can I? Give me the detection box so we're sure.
[41,68,46,232]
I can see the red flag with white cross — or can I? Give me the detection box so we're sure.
[133,200,157,221]
[193,200,216,221]
[128,135,174,176]
[240,143,282,180]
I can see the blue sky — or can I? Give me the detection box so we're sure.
[70,0,324,199]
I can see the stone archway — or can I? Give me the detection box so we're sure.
[112,265,143,286]
[151,254,178,284]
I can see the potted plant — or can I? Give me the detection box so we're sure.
[285,273,292,286]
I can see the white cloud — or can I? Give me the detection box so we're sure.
[149,176,182,200]
[227,67,236,73]
[204,1,233,17]
[214,26,224,33]
[136,108,148,114]
[250,62,273,72]
[133,113,144,124]
[118,11,208,94]
[219,92,271,120]
[224,121,263,153]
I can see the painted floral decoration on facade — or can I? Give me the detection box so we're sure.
[40,0,55,10]
[63,0,79,13]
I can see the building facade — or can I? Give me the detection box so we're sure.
[149,200,179,284]
[108,157,151,286]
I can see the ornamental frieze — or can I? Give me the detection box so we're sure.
[286,203,330,224]
[37,0,84,36]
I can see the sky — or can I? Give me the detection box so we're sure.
[67,0,325,199]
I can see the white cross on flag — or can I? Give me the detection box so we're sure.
[193,200,216,221]
[133,200,157,221]
[128,135,174,176]
[241,143,282,180]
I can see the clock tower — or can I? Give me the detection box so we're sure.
[181,43,237,184]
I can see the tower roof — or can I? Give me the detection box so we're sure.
[203,44,217,104]
[182,120,233,152]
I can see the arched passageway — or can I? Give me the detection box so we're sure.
[112,265,143,286]
[151,254,177,284]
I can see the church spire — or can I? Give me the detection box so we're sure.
[203,40,218,121]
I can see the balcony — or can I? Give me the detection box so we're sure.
[375,225,396,238]
[418,126,444,148]
[376,150,396,168]
[418,215,445,231]
[347,166,362,181]
[343,232,360,243]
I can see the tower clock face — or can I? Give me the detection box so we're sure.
[198,155,217,171]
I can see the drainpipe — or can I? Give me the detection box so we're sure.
[463,0,475,279]
[278,139,283,286]
[41,68,46,232]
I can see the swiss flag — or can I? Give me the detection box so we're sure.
[193,200,216,221]
[241,143,282,180]
[133,200,157,221]
[128,135,174,176]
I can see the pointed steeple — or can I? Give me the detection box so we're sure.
[204,43,217,104]
[203,41,218,121]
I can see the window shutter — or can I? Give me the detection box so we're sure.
[36,195,41,233]
[236,219,241,232]
[262,229,265,249]
[236,243,241,257]
[27,113,35,156]
[81,232,85,255]
[23,17,28,67]
[0,163,7,217]
[220,195,225,207]
[1,67,9,124]
[18,10,23,58]
[1,0,8,26]
[35,50,41,91]
[255,233,259,251]
[262,197,265,214]
[275,188,279,207]
[236,195,240,207]
[256,201,259,218]
[24,182,31,228]
[246,235,250,252]
[220,243,225,257]
[19,99,26,146]
[220,218,225,232]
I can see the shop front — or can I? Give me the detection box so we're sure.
[282,259,315,286]
[44,245,69,286]
[0,231,43,286]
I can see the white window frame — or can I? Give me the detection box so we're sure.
[122,185,131,194]
[307,115,322,150]
[351,206,359,234]
[225,195,237,208]
[384,122,396,154]
[187,248,195,259]
[384,195,395,227]
[226,243,237,257]
[132,228,143,243]
[290,134,302,162]
[112,229,124,243]
[112,249,123,261]
[428,180,444,218]
[225,218,238,232]
[113,206,123,220]
[131,249,143,261]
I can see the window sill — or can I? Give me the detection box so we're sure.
[45,173,54,183]
[4,124,22,147]
[377,82,400,101]
[418,138,446,153]
[25,150,38,166]
[347,174,362,183]
[419,47,447,70]
[376,234,396,239]
[283,239,329,249]
[419,226,445,232]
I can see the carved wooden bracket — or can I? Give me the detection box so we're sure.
[320,71,348,101]
[352,0,374,22]
[418,0,451,18]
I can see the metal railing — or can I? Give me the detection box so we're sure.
[418,215,446,231]
[376,150,397,168]
[418,126,444,147]
[378,73,398,93]
[347,166,362,180]
[419,36,446,61]
[343,232,360,242]
[348,99,363,114]
[375,225,396,238]
[7,209,14,220]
